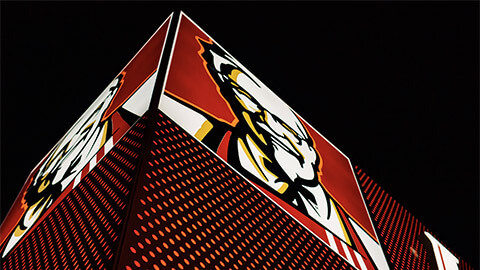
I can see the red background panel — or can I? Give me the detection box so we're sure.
[164,14,377,241]
[116,111,356,270]
[0,16,170,253]
[355,166,475,270]
[1,116,148,270]
[303,121,376,240]
[102,16,170,121]
[164,15,236,124]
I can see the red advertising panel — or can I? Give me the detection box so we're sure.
[355,167,474,270]
[0,14,172,259]
[1,115,149,269]
[159,13,388,269]
[2,11,473,270]
[115,111,360,270]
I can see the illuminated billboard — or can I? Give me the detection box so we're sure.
[0,11,474,270]
[0,14,172,261]
[159,13,388,269]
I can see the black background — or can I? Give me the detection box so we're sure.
[1,2,478,267]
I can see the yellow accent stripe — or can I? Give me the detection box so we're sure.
[28,194,51,220]
[236,88,252,99]
[83,121,94,132]
[285,135,305,161]
[332,199,352,246]
[242,112,267,145]
[44,147,60,169]
[40,172,49,181]
[246,135,278,180]
[228,69,243,82]
[282,122,298,137]
[194,121,213,141]
[13,226,25,237]
[37,180,50,193]
[100,121,108,147]
[238,137,269,183]
[259,156,278,180]
[277,183,289,194]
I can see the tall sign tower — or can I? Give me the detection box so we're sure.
[0,12,474,270]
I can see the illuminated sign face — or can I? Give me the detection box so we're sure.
[0,15,172,258]
[159,13,388,269]
[423,232,460,270]
[1,11,474,270]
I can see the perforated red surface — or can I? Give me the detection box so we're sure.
[355,166,475,270]
[1,116,148,270]
[4,108,474,270]
[115,111,356,270]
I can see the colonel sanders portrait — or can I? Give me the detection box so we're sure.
[2,74,125,257]
[162,39,351,245]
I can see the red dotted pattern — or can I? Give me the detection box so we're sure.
[2,116,148,270]
[355,166,475,270]
[117,112,355,270]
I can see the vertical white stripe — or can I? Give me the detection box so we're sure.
[89,156,97,172]
[73,174,82,189]
[104,137,114,154]
[349,218,390,269]
[436,245,446,270]
[326,231,338,253]
[341,241,355,265]
[354,251,369,270]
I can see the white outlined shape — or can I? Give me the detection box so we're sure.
[0,13,174,259]
[158,11,388,269]
[350,217,389,269]
[161,10,379,242]
[157,13,182,107]
[24,13,173,183]
[122,71,157,116]
[157,11,366,269]
[424,232,459,270]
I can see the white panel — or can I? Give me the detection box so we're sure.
[350,218,390,270]
[341,240,355,265]
[73,174,82,189]
[160,94,209,135]
[89,155,97,172]
[122,71,157,116]
[424,232,459,270]
[354,250,369,270]
[104,137,114,154]
[326,230,339,253]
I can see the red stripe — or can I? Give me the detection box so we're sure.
[97,147,105,163]
[82,164,90,179]
[249,181,328,244]
[438,244,447,270]
[335,237,346,257]
[337,205,374,270]
[349,248,362,269]
[216,131,231,162]
[0,181,75,255]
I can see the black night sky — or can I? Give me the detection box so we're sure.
[1,2,478,267]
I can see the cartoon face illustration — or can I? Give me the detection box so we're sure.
[200,40,320,183]
[162,40,350,244]
[155,14,389,268]
[197,40,331,215]
[2,74,124,258]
